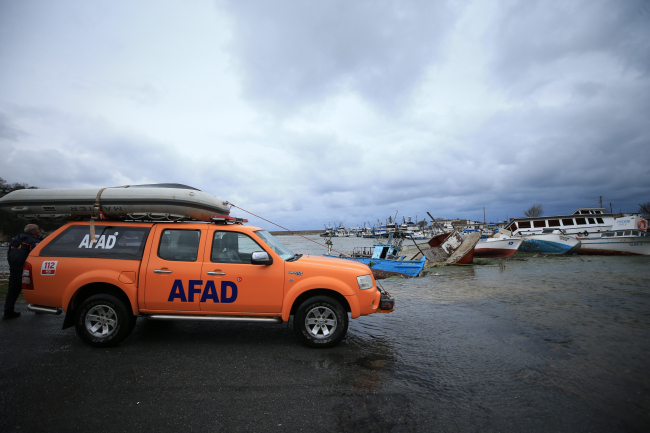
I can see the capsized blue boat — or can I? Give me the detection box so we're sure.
[325,239,426,278]
[348,255,426,278]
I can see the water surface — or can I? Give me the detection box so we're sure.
[281,234,650,431]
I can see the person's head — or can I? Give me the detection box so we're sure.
[24,224,40,235]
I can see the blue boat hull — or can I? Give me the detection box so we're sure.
[519,239,577,254]
[327,255,425,277]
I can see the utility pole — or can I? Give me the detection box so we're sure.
[483,207,486,224]
[599,196,603,209]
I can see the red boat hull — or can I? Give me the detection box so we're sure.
[454,247,475,264]
[473,247,518,258]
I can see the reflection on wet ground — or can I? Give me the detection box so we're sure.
[282,235,650,431]
[2,235,649,432]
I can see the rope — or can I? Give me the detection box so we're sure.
[226,202,388,294]
[227,202,352,257]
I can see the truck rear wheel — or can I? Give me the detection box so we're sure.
[75,294,133,348]
[294,295,348,348]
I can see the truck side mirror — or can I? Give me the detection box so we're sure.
[251,251,273,265]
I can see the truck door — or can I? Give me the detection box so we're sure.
[200,229,285,314]
[144,226,206,311]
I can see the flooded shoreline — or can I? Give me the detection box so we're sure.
[282,235,650,431]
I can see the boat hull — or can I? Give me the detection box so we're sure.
[356,257,426,278]
[474,238,523,258]
[577,237,650,255]
[519,234,581,254]
[402,232,480,266]
[325,255,425,278]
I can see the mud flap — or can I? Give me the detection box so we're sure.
[62,311,75,330]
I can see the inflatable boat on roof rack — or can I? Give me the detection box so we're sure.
[0,184,230,222]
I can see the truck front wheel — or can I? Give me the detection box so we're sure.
[294,296,348,348]
[75,294,133,348]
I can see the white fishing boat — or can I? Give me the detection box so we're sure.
[375,221,387,237]
[319,223,337,237]
[506,208,648,236]
[0,183,230,222]
[577,229,650,255]
[336,222,350,237]
[349,224,362,237]
[474,234,524,258]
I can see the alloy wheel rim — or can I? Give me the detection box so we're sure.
[305,306,337,339]
[85,305,118,338]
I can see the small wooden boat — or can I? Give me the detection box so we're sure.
[401,230,480,266]
[0,183,230,222]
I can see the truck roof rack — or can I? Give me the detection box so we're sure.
[211,215,248,225]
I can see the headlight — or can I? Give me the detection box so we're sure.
[357,274,374,290]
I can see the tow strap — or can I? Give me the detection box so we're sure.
[89,185,130,243]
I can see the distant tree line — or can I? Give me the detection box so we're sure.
[524,204,544,217]
[0,176,33,193]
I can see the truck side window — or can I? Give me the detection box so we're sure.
[212,231,265,264]
[40,225,151,260]
[158,230,201,262]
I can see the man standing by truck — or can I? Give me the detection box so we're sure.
[4,224,42,320]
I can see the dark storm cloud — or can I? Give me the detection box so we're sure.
[461,78,650,217]
[221,0,458,111]
[489,0,650,92]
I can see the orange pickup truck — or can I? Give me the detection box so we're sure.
[21,217,394,348]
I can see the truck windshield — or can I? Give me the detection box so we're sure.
[254,230,295,260]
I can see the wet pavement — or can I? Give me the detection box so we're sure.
[0,307,636,433]
[1,236,649,432]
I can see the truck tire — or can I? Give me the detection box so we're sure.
[294,295,348,348]
[75,294,134,348]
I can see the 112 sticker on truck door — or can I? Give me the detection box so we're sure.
[41,261,58,275]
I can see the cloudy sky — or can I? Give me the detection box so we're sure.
[1,0,649,230]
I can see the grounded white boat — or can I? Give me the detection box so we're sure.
[0,184,230,222]
[506,208,648,236]
[474,234,523,258]
[518,229,582,254]
[577,229,650,255]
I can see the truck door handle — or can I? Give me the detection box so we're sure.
[207,271,226,275]
[154,269,173,274]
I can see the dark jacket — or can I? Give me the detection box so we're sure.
[7,232,43,271]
